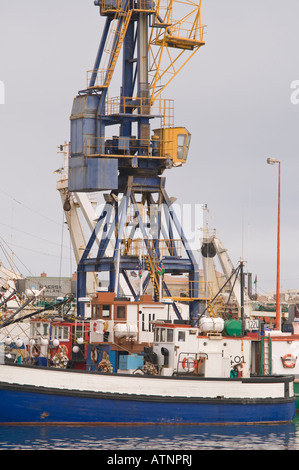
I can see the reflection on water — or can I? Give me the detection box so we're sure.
[0,416,299,450]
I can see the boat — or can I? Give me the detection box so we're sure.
[0,362,294,425]
[0,303,296,425]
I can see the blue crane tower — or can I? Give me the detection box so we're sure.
[68,0,206,324]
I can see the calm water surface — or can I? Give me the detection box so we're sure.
[1,415,299,451]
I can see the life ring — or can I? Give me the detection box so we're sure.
[57,344,68,356]
[31,344,41,357]
[182,356,198,372]
[237,362,243,378]
[91,348,98,363]
[281,354,297,368]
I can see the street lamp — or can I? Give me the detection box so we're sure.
[267,157,281,330]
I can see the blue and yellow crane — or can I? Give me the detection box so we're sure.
[68,0,206,323]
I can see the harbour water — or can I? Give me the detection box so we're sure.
[1,415,299,451]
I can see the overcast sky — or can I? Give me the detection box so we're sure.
[0,0,298,296]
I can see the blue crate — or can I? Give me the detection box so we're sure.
[118,354,144,370]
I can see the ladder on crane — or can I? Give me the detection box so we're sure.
[144,240,161,300]
[87,7,133,90]
[104,9,133,88]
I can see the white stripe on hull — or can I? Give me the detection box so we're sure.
[0,364,291,400]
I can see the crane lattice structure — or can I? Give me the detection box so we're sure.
[68,0,206,323]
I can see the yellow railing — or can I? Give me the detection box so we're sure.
[99,0,155,14]
[120,238,183,257]
[167,20,206,44]
[87,69,107,89]
[104,96,174,128]
[151,0,206,46]
[161,280,215,302]
[148,0,206,101]
[144,254,160,298]
[83,135,174,159]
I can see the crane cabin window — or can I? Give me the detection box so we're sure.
[177,133,190,161]
[177,134,186,159]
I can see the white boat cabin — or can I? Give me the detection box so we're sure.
[152,320,254,378]
[89,292,185,354]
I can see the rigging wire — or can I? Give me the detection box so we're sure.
[0,189,60,226]
[0,190,72,275]
[0,236,33,277]
[194,264,242,325]
[0,295,75,329]
[0,221,70,249]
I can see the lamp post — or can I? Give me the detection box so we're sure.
[266,157,281,330]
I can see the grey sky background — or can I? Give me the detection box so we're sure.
[0,0,298,296]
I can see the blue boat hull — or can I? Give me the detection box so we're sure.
[0,383,295,425]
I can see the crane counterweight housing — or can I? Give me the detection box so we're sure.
[69,93,119,191]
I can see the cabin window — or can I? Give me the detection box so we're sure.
[52,326,70,341]
[177,134,186,159]
[96,305,101,318]
[177,133,190,161]
[154,328,160,342]
[75,325,84,339]
[92,304,111,319]
[31,322,49,338]
[102,305,111,318]
[178,330,185,342]
[116,305,126,320]
[148,313,155,332]
[160,328,166,342]
[167,329,174,342]
[92,305,101,319]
